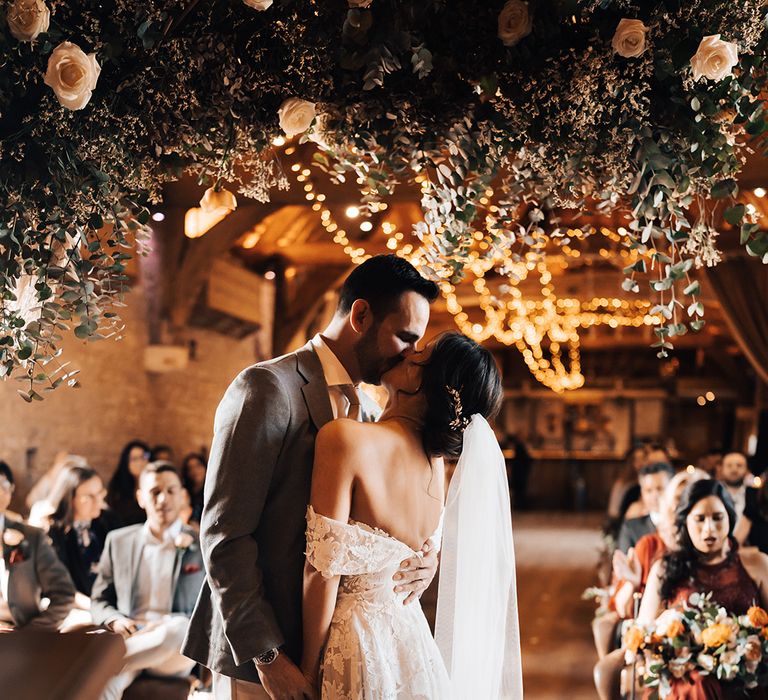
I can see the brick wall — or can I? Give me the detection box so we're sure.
[0,282,259,509]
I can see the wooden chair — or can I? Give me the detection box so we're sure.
[0,628,125,700]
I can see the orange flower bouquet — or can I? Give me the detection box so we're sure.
[624,593,768,698]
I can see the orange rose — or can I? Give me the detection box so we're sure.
[761,627,768,641]
[748,606,768,628]
[666,620,685,639]
[624,626,645,654]
[701,623,733,648]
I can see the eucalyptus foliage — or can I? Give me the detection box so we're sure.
[1,0,767,398]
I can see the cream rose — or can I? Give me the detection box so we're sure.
[691,34,738,82]
[3,529,24,547]
[243,0,273,9]
[278,97,317,137]
[44,42,101,111]
[200,186,237,214]
[611,19,648,58]
[7,0,50,42]
[174,532,195,550]
[498,0,532,48]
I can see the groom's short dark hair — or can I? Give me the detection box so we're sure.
[337,255,439,317]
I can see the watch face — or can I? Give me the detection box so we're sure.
[258,649,277,664]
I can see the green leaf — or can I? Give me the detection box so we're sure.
[724,204,745,226]
[711,179,738,199]
[74,324,91,339]
[683,280,701,296]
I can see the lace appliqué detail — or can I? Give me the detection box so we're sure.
[305,507,451,699]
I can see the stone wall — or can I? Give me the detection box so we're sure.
[0,281,259,509]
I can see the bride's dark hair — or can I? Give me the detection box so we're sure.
[417,332,502,458]
[660,479,737,601]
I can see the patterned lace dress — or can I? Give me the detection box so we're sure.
[305,506,452,699]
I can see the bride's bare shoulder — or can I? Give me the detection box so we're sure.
[316,419,386,452]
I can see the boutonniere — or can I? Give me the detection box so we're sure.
[3,528,28,565]
[3,529,24,548]
[182,563,202,575]
[174,532,195,552]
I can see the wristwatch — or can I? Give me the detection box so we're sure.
[255,647,280,666]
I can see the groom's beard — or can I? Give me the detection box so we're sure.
[355,331,403,385]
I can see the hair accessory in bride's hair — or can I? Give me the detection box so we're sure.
[446,386,470,432]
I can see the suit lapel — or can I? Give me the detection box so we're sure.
[296,343,334,431]
[127,528,145,605]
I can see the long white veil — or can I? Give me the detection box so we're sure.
[435,414,523,699]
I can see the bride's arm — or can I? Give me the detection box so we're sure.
[301,421,357,684]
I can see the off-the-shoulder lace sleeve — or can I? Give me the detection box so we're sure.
[305,506,402,579]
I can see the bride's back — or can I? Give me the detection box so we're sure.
[341,418,444,552]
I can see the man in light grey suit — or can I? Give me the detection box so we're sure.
[183,256,440,699]
[92,462,205,699]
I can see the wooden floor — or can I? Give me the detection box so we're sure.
[516,512,602,699]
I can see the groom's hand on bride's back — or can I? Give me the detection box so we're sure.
[256,653,317,700]
[394,541,439,605]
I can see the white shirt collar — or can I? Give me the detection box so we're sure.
[0,514,4,532]
[310,334,354,387]
[142,518,183,546]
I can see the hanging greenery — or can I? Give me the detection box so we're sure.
[1,0,767,397]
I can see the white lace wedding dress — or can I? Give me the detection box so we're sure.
[305,505,452,699]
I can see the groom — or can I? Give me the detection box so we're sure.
[183,255,440,699]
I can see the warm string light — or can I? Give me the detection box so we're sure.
[441,261,659,392]
[280,156,659,391]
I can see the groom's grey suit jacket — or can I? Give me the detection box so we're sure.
[183,341,377,682]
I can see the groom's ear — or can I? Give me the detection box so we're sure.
[349,299,373,334]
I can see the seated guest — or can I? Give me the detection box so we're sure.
[593,469,709,698]
[735,470,768,553]
[617,444,671,521]
[606,445,647,535]
[0,461,75,630]
[697,448,724,477]
[106,440,150,526]
[616,462,674,553]
[47,466,120,604]
[92,463,205,700]
[26,452,88,513]
[180,453,207,525]
[717,451,750,520]
[150,444,175,463]
[638,480,768,699]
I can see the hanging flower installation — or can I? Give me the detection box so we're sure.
[0,0,767,397]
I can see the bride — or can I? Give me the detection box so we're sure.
[301,331,523,699]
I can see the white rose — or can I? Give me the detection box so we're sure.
[243,0,272,9]
[697,653,715,673]
[691,34,738,82]
[348,0,373,7]
[7,0,49,42]
[2,529,24,547]
[44,42,101,111]
[278,97,316,137]
[200,186,237,214]
[174,532,195,550]
[611,19,648,59]
[498,0,532,47]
